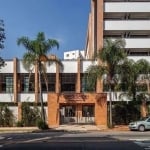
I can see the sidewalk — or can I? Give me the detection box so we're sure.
[0,125,129,133]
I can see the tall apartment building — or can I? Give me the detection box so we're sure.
[85,0,150,60]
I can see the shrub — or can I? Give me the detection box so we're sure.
[0,104,14,127]
[16,121,24,127]
[21,102,41,126]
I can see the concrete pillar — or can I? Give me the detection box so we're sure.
[96,0,103,52]
[13,58,18,103]
[48,93,59,127]
[76,58,81,93]
[95,93,107,126]
[18,102,22,121]
[55,63,60,93]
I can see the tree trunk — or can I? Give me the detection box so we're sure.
[38,63,45,122]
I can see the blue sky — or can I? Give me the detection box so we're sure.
[0,0,90,59]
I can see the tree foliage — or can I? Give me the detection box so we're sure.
[0,104,14,127]
[17,32,63,122]
[21,102,41,126]
[119,59,150,101]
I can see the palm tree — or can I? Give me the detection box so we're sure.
[119,59,150,117]
[119,59,150,101]
[17,32,62,123]
[86,38,127,128]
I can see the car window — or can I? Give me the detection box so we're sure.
[147,118,150,122]
[140,117,148,121]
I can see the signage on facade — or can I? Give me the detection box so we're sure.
[63,93,88,101]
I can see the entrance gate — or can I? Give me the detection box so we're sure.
[59,104,95,124]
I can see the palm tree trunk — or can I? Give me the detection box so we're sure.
[38,63,45,122]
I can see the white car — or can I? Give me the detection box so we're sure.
[129,117,150,132]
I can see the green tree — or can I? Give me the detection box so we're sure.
[0,104,14,127]
[119,59,150,101]
[17,32,63,123]
[119,59,150,117]
[21,102,41,126]
[0,20,6,69]
[86,38,127,128]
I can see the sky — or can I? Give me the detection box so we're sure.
[0,0,90,59]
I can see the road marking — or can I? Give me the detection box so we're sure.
[129,139,150,141]
[22,137,51,143]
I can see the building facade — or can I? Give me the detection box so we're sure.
[85,0,150,59]
[64,50,85,60]
[0,58,107,127]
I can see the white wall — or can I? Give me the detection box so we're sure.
[0,93,14,102]
[0,61,13,73]
[105,21,150,30]
[105,2,150,12]
[82,60,95,73]
[62,61,77,73]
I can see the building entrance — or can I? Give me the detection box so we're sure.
[59,104,95,124]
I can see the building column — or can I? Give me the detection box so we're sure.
[95,93,107,127]
[13,58,18,103]
[55,63,60,93]
[96,0,103,52]
[48,93,59,127]
[96,0,104,93]
[76,58,81,93]
[35,63,39,103]
[18,102,22,121]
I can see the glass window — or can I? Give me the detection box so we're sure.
[60,105,75,117]
[41,73,56,92]
[6,76,13,93]
[0,74,13,93]
[82,105,94,117]
[81,74,96,92]
[20,73,34,92]
[61,73,76,92]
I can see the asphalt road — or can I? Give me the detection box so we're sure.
[0,131,150,150]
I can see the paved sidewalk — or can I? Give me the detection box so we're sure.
[0,125,129,133]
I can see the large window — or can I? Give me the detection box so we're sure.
[60,105,76,117]
[41,73,56,92]
[0,74,13,93]
[20,74,34,92]
[81,74,96,92]
[61,73,76,92]
[82,105,94,117]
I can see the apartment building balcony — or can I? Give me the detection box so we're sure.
[104,20,150,30]
[105,2,150,13]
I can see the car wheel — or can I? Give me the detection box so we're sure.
[138,125,145,132]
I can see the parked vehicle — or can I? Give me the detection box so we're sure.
[129,116,150,131]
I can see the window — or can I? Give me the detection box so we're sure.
[0,74,13,93]
[61,73,76,92]
[6,76,13,93]
[20,74,34,92]
[82,105,94,117]
[42,73,56,92]
[81,74,96,92]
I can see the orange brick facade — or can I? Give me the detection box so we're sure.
[48,93,107,127]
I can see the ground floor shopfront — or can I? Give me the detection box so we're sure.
[48,93,107,128]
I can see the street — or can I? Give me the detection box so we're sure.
[0,131,150,150]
